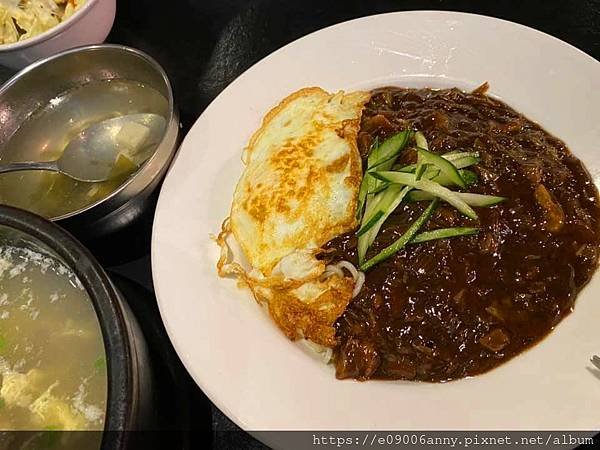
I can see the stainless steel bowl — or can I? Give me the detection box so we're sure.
[0,44,179,241]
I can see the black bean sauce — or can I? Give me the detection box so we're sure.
[326,87,600,382]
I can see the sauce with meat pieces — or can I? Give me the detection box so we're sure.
[325,87,600,381]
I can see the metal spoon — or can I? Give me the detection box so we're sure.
[0,113,166,182]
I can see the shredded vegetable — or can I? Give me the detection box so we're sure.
[406,190,506,206]
[372,172,478,219]
[354,129,507,272]
[0,0,86,45]
[410,227,480,244]
[360,199,439,271]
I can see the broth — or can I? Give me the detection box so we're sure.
[0,242,107,430]
[0,79,169,219]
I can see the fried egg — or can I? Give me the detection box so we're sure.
[217,87,370,347]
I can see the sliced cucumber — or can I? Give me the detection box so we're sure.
[372,168,476,189]
[356,172,373,219]
[364,130,412,208]
[410,227,479,244]
[370,171,415,184]
[415,161,426,181]
[357,210,385,236]
[360,199,439,271]
[457,169,478,186]
[414,131,429,150]
[433,169,478,187]
[398,151,480,173]
[450,155,480,169]
[357,185,411,261]
[414,131,428,181]
[361,188,386,224]
[362,185,412,245]
[406,191,506,206]
[414,179,477,219]
[357,188,387,263]
[398,164,416,173]
[373,172,478,219]
[417,147,466,188]
[368,182,390,195]
[356,139,380,219]
[367,130,412,170]
[365,136,380,166]
[355,130,500,271]
[443,151,479,162]
[357,232,370,265]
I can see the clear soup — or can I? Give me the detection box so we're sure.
[0,79,168,219]
[0,232,107,432]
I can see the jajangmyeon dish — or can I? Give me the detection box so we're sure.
[217,84,600,381]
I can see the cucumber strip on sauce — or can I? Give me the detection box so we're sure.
[447,155,480,167]
[371,168,476,189]
[406,190,506,206]
[372,172,478,219]
[398,164,417,173]
[361,131,412,217]
[444,151,479,161]
[360,199,439,271]
[356,138,380,218]
[358,184,409,262]
[360,185,412,243]
[357,190,388,263]
[456,169,478,186]
[362,186,387,220]
[357,210,385,236]
[397,152,480,173]
[414,131,429,150]
[370,171,415,184]
[414,159,426,181]
[414,179,477,219]
[365,136,380,166]
[368,135,412,172]
[413,131,429,181]
[358,184,409,237]
[396,167,476,187]
[367,130,412,170]
[368,131,412,195]
[410,227,480,244]
[356,172,373,219]
[357,232,370,265]
[432,169,477,187]
[368,182,390,195]
[417,147,466,188]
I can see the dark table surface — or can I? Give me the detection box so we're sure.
[3,0,600,448]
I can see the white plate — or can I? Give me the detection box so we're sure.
[152,11,600,432]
